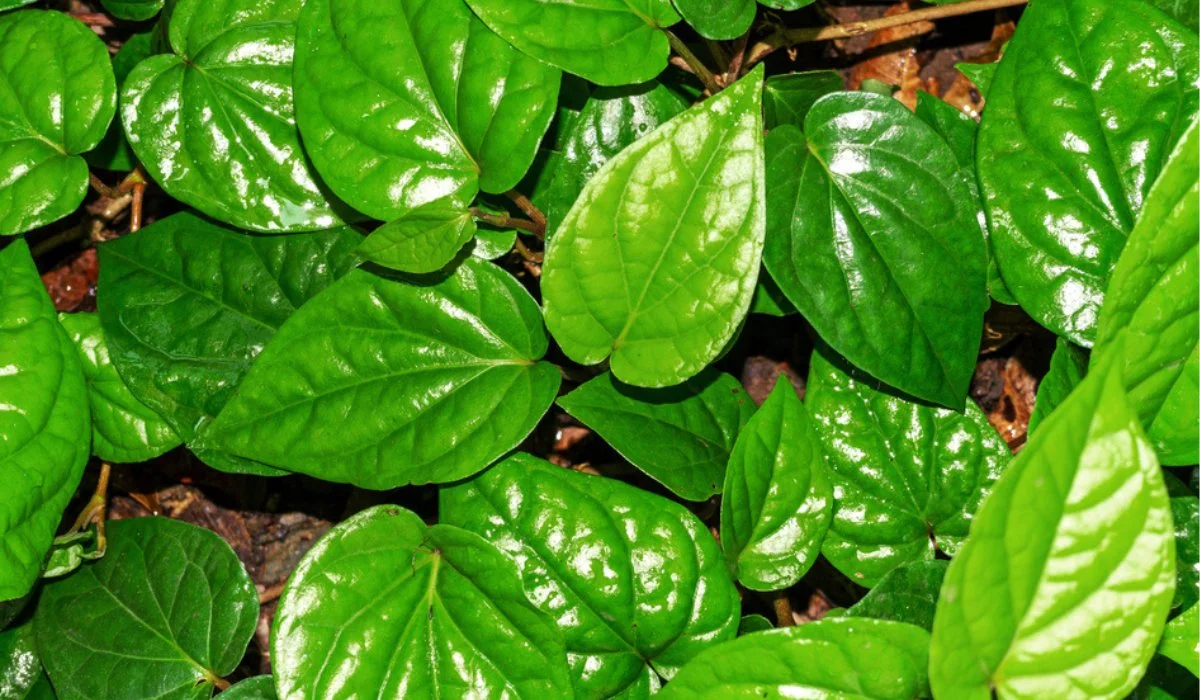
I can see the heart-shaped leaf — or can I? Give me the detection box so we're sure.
[762,70,843,129]
[272,505,572,699]
[121,0,344,232]
[1159,605,1199,677]
[0,10,115,235]
[441,452,740,697]
[34,517,259,700]
[204,259,560,489]
[59,311,181,464]
[1028,338,1089,435]
[543,67,765,388]
[0,240,90,602]
[671,0,754,40]
[929,349,1176,700]
[355,202,477,275]
[721,378,832,591]
[0,617,52,699]
[846,560,948,632]
[557,369,754,501]
[85,31,152,173]
[763,92,988,408]
[978,0,1198,344]
[806,345,1010,587]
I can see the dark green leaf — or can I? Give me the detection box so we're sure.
[1165,471,1199,614]
[737,614,773,635]
[671,0,754,40]
[1145,0,1200,31]
[955,62,997,99]
[355,203,476,275]
[0,0,37,11]
[846,560,948,632]
[1159,605,1198,677]
[1028,337,1089,435]
[99,0,162,21]
[758,0,815,8]
[748,270,796,317]
[220,676,276,700]
[85,31,153,172]
[0,618,49,699]
[762,70,843,129]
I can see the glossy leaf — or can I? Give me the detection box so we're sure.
[0,240,90,602]
[557,369,755,501]
[658,618,931,699]
[543,67,766,388]
[0,618,50,699]
[355,202,476,275]
[0,10,115,235]
[1159,605,1199,677]
[441,453,740,697]
[100,0,162,20]
[1094,119,1199,465]
[978,0,1198,344]
[34,517,258,700]
[85,31,152,173]
[672,0,754,41]
[294,0,560,223]
[763,93,988,408]
[272,505,571,699]
[846,560,948,632]
[929,351,1176,700]
[721,379,832,591]
[204,259,560,489]
[221,676,276,700]
[762,70,843,129]
[1028,338,1089,435]
[1166,471,1199,614]
[59,312,181,464]
[806,346,1010,587]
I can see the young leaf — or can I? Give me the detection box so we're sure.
[1093,119,1198,465]
[846,560,948,632]
[721,379,832,591]
[34,517,259,700]
[0,617,52,699]
[658,618,931,699]
[763,93,988,408]
[84,31,153,172]
[1028,338,1089,435]
[354,203,477,275]
[671,0,754,41]
[543,67,766,388]
[0,240,90,602]
[58,312,181,464]
[0,10,115,235]
[1159,605,1199,677]
[203,259,560,489]
[557,369,754,501]
[221,676,276,700]
[978,0,1198,344]
[929,350,1176,700]
[272,505,572,699]
[440,453,740,696]
[806,346,1010,587]
[762,70,843,129]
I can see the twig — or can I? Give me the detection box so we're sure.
[469,208,540,236]
[258,582,286,605]
[504,190,547,239]
[665,30,722,95]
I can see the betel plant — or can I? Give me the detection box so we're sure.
[0,0,1196,696]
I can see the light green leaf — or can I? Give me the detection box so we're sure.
[929,349,1176,700]
[0,617,50,699]
[846,560,948,632]
[0,239,90,602]
[355,202,476,274]
[762,70,843,129]
[672,0,754,40]
[85,31,153,173]
[807,345,1010,587]
[543,67,765,388]
[1028,337,1089,435]
[0,10,115,235]
[978,0,1198,344]
[34,517,259,700]
[441,453,740,697]
[273,505,572,699]
[558,369,754,501]
[100,0,162,20]
[221,676,276,700]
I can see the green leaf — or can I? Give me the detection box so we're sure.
[1165,471,1199,614]
[98,213,362,468]
[543,67,765,388]
[978,0,1198,344]
[658,618,931,699]
[738,614,773,635]
[121,0,344,232]
[1094,119,1199,465]
[748,269,796,317]
[464,0,679,86]
[85,31,153,173]
[221,676,276,700]
[34,517,258,700]
[0,240,90,602]
[762,70,843,129]
[355,202,477,275]
[0,0,37,11]
[203,259,560,489]
[671,0,754,40]
[721,379,832,591]
[558,369,754,501]
[758,0,816,8]
[1133,654,1200,699]
[763,93,988,408]
[0,617,50,699]
[472,225,516,260]
[929,349,1176,700]
[846,560,948,632]
[294,0,560,224]
[1145,0,1200,31]
[1160,605,1199,677]
[441,453,740,697]
[1028,338,1089,435]
[0,10,115,235]
[58,312,181,464]
[955,62,997,99]
[806,345,1010,587]
[100,0,162,21]
[272,505,572,698]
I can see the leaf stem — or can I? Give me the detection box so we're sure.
[504,190,547,239]
[665,30,722,94]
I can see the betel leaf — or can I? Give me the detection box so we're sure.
[929,349,1176,700]
[203,259,560,489]
[272,505,572,699]
[671,0,754,41]
[0,240,90,602]
[846,560,948,632]
[977,0,1198,345]
[34,517,259,700]
[464,0,679,86]
[0,10,115,236]
[441,453,740,697]
[543,67,765,388]
[1093,119,1199,466]
[557,369,754,501]
[220,676,276,700]
[1165,471,1199,614]
[1028,338,1089,435]
[762,70,843,130]
[354,202,477,275]
[98,212,362,464]
[721,379,832,591]
[763,93,988,409]
[121,0,343,232]
[99,0,162,21]
[0,617,51,699]
[294,0,561,224]
[658,618,931,699]
[806,345,1010,587]
[1159,605,1199,677]
[85,31,153,173]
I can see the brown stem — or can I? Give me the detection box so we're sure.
[130,181,145,233]
[504,190,547,239]
[726,30,750,81]
[469,208,539,236]
[29,224,87,258]
[773,591,796,627]
[70,463,111,556]
[665,30,722,95]
[258,583,286,605]
[513,237,543,265]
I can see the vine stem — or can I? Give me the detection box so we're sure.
[504,190,547,239]
[468,208,540,236]
[665,30,722,94]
